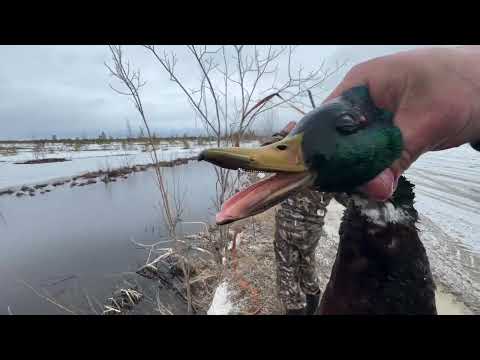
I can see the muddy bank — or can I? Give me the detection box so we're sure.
[15,158,69,164]
[101,232,222,315]
[0,156,198,198]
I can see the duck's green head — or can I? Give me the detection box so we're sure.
[199,85,403,225]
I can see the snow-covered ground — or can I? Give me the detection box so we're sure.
[0,140,258,190]
[405,144,480,252]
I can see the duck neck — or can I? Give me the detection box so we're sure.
[342,177,423,264]
[350,195,417,228]
[340,192,423,265]
[319,178,437,314]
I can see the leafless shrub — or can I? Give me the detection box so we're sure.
[141,45,344,256]
[73,141,83,152]
[106,46,203,313]
[32,141,46,160]
[182,138,191,149]
[106,45,176,236]
[142,45,345,147]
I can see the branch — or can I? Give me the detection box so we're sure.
[142,45,220,143]
[106,45,176,234]
[187,45,223,142]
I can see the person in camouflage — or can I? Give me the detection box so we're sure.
[261,121,334,315]
[274,189,334,315]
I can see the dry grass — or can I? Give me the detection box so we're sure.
[221,208,283,315]
[208,193,343,315]
[130,224,223,314]
[102,288,143,315]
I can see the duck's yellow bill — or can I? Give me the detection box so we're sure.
[198,134,306,173]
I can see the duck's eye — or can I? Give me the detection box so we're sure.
[336,114,361,134]
[276,144,288,151]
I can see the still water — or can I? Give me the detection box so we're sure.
[0,162,222,314]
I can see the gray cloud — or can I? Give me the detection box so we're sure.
[0,45,448,140]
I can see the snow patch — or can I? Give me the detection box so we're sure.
[323,199,344,243]
[207,281,233,315]
[405,144,480,252]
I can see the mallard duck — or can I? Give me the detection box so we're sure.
[199,85,437,315]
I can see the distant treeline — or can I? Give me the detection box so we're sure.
[0,137,207,144]
[0,129,261,144]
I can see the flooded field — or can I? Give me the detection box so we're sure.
[0,162,220,314]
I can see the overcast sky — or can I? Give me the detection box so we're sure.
[0,45,444,140]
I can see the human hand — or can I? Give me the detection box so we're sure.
[324,46,480,201]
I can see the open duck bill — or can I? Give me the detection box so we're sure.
[198,134,315,225]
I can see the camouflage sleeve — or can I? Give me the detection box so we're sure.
[276,189,333,249]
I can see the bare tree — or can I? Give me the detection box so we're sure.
[141,45,344,213]
[125,118,133,141]
[142,45,345,147]
[138,126,145,139]
[32,141,46,160]
[106,46,216,314]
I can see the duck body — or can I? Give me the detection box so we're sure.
[319,177,437,315]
